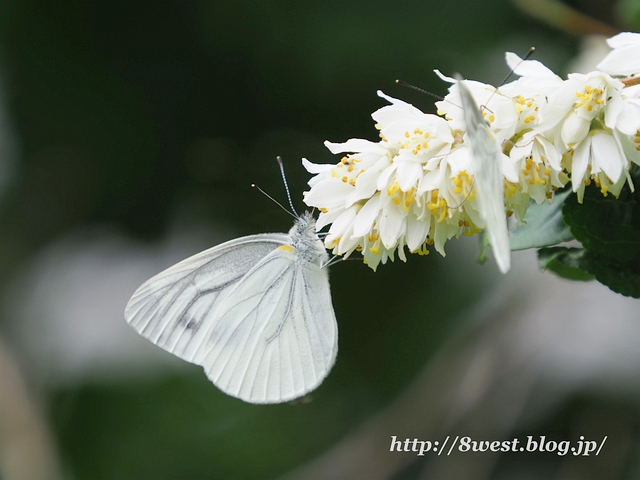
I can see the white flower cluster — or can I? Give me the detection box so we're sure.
[303,32,640,271]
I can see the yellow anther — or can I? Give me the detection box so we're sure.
[414,242,430,256]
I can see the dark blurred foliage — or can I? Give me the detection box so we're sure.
[0,0,637,479]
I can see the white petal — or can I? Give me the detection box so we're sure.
[571,138,591,190]
[316,207,344,230]
[396,160,422,191]
[499,152,519,183]
[324,139,386,155]
[606,32,640,49]
[505,52,557,77]
[379,209,405,249]
[561,113,590,147]
[406,213,430,251]
[447,145,473,173]
[417,166,446,194]
[376,164,397,191]
[352,195,381,237]
[434,69,456,84]
[616,98,640,135]
[302,157,333,174]
[591,132,625,182]
[597,36,640,76]
[303,181,353,209]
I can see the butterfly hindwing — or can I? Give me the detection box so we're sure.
[200,245,338,403]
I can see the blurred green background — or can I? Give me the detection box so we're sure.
[0,1,639,479]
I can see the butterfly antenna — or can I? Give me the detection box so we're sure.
[395,79,444,101]
[498,46,536,87]
[448,178,477,210]
[251,184,297,219]
[465,47,536,115]
[276,156,299,217]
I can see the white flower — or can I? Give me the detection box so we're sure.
[509,131,568,206]
[541,71,625,149]
[597,32,640,77]
[570,129,631,201]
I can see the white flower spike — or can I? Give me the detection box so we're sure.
[303,31,640,274]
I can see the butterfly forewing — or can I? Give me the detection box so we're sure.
[457,77,511,273]
[125,234,289,362]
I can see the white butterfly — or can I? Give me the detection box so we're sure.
[456,76,511,273]
[124,211,338,404]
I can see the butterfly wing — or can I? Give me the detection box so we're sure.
[200,246,338,403]
[457,77,511,273]
[124,234,289,364]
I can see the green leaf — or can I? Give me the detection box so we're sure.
[510,188,574,251]
[538,247,595,281]
[563,179,640,264]
[547,166,640,297]
[538,246,640,298]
